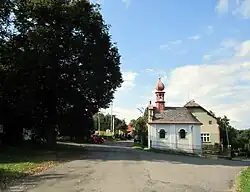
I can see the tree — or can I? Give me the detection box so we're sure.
[129,119,137,128]
[115,119,127,133]
[236,129,250,149]
[93,113,127,133]
[217,116,238,148]
[0,0,123,146]
[93,113,111,131]
[130,107,148,146]
[134,117,147,136]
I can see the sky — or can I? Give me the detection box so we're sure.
[94,0,250,130]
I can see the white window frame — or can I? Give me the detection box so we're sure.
[201,133,210,143]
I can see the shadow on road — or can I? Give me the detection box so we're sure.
[81,142,250,167]
[1,141,250,169]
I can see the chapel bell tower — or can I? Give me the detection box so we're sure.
[155,78,165,112]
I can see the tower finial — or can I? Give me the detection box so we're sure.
[158,74,161,80]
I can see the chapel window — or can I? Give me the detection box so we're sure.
[179,129,186,139]
[159,129,166,139]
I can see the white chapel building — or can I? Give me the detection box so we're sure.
[147,78,203,154]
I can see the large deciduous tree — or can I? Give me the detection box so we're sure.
[0,0,123,146]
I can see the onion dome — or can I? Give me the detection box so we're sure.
[155,78,165,91]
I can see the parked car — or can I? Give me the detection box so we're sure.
[90,135,104,144]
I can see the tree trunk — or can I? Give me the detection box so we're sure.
[45,93,57,148]
[45,125,57,148]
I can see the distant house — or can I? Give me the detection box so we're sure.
[184,100,220,145]
[147,78,203,154]
[127,124,133,135]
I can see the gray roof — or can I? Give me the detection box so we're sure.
[184,100,201,107]
[184,100,216,119]
[151,107,202,124]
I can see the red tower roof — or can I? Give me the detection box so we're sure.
[155,78,165,91]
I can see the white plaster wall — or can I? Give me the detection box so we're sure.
[175,124,192,152]
[148,123,202,154]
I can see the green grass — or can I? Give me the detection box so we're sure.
[132,143,146,150]
[236,167,250,192]
[0,143,86,189]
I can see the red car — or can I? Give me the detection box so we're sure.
[90,135,104,144]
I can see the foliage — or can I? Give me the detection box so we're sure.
[236,167,250,192]
[0,0,123,146]
[133,116,147,137]
[132,142,145,150]
[93,112,127,133]
[130,107,148,146]
[129,119,137,128]
[210,111,250,156]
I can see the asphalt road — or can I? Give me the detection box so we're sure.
[6,141,250,192]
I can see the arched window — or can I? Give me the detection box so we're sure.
[179,129,186,139]
[159,129,166,139]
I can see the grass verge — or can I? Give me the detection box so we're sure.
[132,143,146,150]
[0,143,85,189]
[235,167,250,192]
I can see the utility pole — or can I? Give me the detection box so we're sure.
[225,125,231,157]
[97,111,101,135]
[110,102,113,135]
[112,115,115,135]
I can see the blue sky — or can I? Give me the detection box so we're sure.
[95,0,250,129]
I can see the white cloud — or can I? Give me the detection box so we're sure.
[100,71,138,124]
[163,61,250,129]
[160,40,182,50]
[113,107,141,123]
[215,0,229,13]
[233,0,250,19]
[146,39,250,129]
[188,35,201,40]
[235,40,250,57]
[100,106,141,124]
[220,39,239,49]
[216,0,250,19]
[119,71,137,90]
[217,39,250,57]
[121,0,131,8]
[203,39,249,60]
[106,39,250,129]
